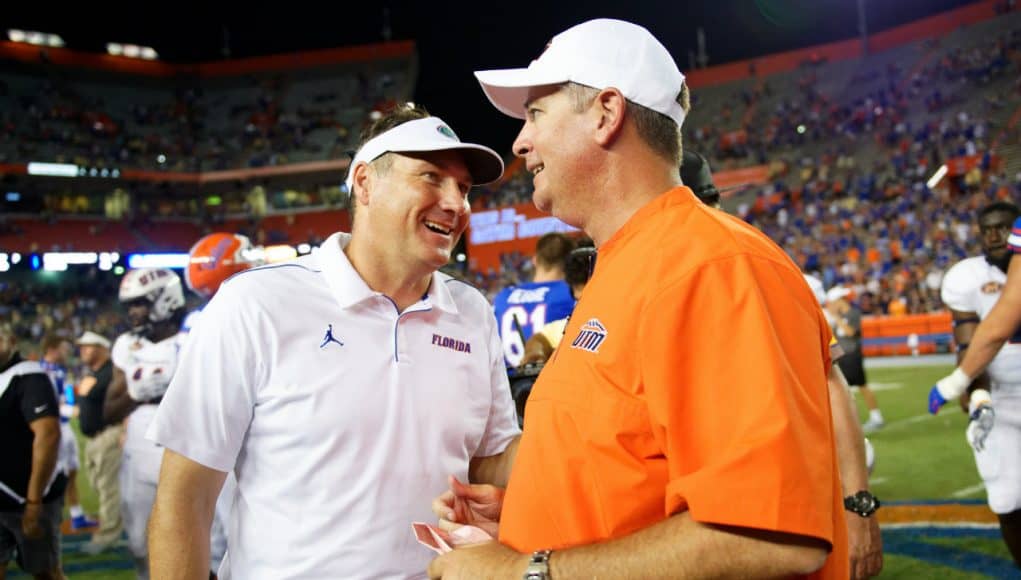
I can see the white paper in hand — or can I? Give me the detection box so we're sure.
[411,522,493,554]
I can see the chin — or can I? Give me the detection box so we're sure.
[532,191,553,214]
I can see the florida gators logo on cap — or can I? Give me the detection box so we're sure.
[437,125,457,140]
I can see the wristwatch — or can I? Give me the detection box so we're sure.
[523,549,553,580]
[844,490,880,517]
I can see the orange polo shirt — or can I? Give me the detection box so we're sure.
[500,187,847,579]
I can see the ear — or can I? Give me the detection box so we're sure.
[351,161,374,208]
[592,88,627,147]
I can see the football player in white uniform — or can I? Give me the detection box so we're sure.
[183,232,260,578]
[103,268,187,578]
[932,201,1021,566]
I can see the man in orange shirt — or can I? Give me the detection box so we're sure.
[428,18,847,580]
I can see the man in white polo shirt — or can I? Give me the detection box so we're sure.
[146,104,521,579]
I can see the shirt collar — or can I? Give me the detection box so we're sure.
[317,231,459,315]
[0,352,22,374]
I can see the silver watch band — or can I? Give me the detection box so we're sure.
[523,549,553,580]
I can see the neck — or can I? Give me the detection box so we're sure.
[533,266,563,283]
[90,355,110,372]
[344,233,432,312]
[581,148,681,246]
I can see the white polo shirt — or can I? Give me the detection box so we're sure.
[148,232,520,580]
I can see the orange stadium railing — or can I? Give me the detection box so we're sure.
[685,0,1005,88]
[861,311,954,357]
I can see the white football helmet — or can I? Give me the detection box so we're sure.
[119,268,186,323]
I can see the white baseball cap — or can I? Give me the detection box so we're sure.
[826,286,853,304]
[475,19,687,127]
[76,331,111,349]
[803,274,826,306]
[344,116,504,191]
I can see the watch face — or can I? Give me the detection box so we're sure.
[845,491,879,516]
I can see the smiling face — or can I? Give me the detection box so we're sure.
[357,149,473,273]
[512,84,601,228]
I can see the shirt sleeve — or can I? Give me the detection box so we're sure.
[640,254,837,544]
[473,307,522,458]
[940,261,975,312]
[1009,216,1021,253]
[19,374,60,423]
[146,280,265,472]
[111,334,131,371]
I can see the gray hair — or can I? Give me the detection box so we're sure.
[564,82,690,165]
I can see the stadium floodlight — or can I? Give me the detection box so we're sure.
[7,29,26,43]
[46,34,64,47]
[127,253,189,269]
[123,44,141,58]
[27,162,79,177]
[26,31,45,46]
[263,245,298,263]
[44,252,99,271]
[927,164,948,189]
[141,46,158,60]
[106,43,123,56]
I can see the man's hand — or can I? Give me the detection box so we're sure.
[427,540,527,580]
[847,513,883,579]
[431,476,504,537]
[967,404,995,452]
[22,502,44,539]
[929,368,972,414]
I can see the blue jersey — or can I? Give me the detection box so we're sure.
[493,280,575,367]
[40,360,71,423]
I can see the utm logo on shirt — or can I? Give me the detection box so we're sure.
[570,319,608,353]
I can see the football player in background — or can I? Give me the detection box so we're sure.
[40,335,97,531]
[103,268,187,579]
[493,232,577,367]
[183,232,261,579]
[930,201,1021,566]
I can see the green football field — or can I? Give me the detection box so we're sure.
[9,361,1019,578]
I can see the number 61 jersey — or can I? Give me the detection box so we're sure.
[493,280,576,367]
[941,255,1021,390]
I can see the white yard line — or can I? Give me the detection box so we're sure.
[950,483,987,498]
[874,413,935,432]
[866,382,904,392]
[868,476,889,485]
[882,522,999,530]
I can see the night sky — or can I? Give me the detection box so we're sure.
[8,0,978,150]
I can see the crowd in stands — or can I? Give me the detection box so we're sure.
[5,13,1021,323]
[0,66,404,172]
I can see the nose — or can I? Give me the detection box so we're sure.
[437,181,469,216]
[986,227,1007,245]
[512,124,532,158]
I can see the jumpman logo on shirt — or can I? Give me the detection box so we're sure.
[320,324,344,349]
